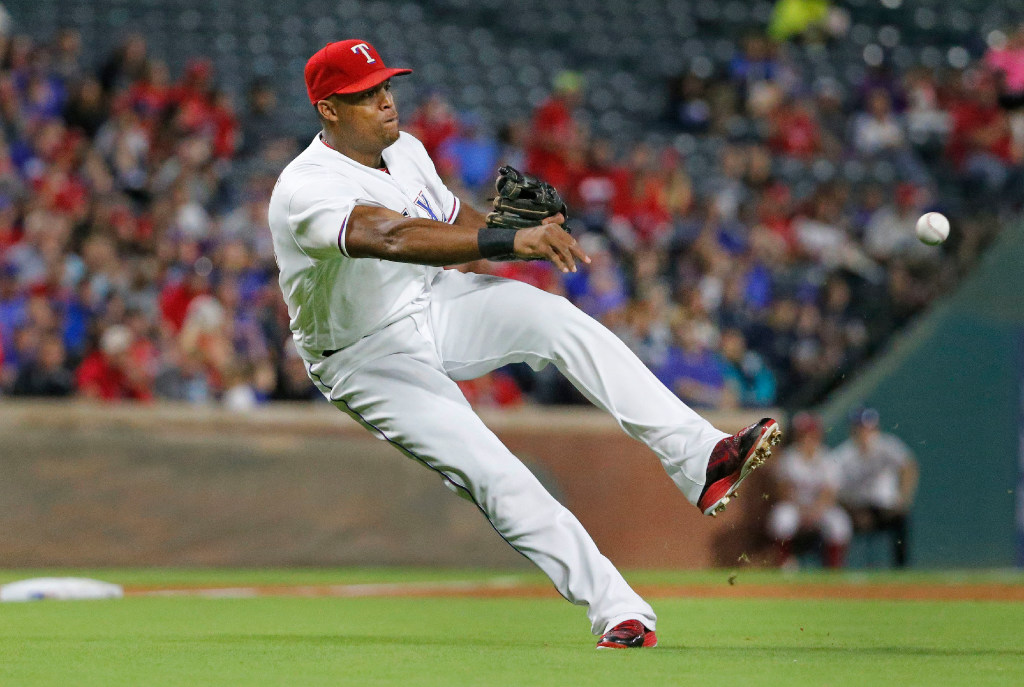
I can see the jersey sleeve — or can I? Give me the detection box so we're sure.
[404,133,460,223]
[285,171,380,260]
[882,434,913,468]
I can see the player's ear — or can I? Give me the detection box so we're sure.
[316,98,339,123]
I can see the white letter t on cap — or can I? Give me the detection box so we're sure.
[351,43,376,63]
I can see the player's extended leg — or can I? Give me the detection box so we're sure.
[429,270,768,506]
[306,312,656,636]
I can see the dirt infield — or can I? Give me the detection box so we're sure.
[127,579,1024,602]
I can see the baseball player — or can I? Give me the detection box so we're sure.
[832,407,918,567]
[766,412,852,568]
[267,39,781,649]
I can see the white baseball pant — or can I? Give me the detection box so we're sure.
[306,269,729,634]
[767,502,853,545]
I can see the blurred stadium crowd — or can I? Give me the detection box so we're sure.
[0,2,1022,410]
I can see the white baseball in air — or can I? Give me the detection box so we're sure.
[915,212,950,246]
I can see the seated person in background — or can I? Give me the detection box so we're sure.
[832,407,919,568]
[720,328,777,409]
[655,311,727,409]
[767,411,851,568]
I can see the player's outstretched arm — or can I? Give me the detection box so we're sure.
[346,204,589,272]
[454,200,588,271]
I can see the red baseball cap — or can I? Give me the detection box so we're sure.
[304,39,412,104]
[791,411,823,437]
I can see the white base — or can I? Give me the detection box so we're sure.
[0,577,124,602]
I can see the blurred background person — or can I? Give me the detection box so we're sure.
[10,331,73,396]
[766,411,851,568]
[833,407,919,568]
[75,323,154,401]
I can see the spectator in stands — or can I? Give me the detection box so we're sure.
[832,407,919,568]
[0,21,1002,413]
[525,70,585,191]
[154,344,212,403]
[407,91,458,160]
[438,111,500,193]
[10,332,72,396]
[947,69,1018,198]
[573,138,630,235]
[813,77,847,159]
[238,78,285,161]
[729,34,781,106]
[719,327,776,408]
[903,67,950,149]
[985,23,1024,109]
[562,233,628,325]
[49,27,82,84]
[852,88,905,156]
[768,96,822,160]
[98,34,148,96]
[792,188,847,260]
[120,58,170,126]
[617,280,672,371]
[767,411,851,568]
[62,75,106,139]
[863,182,936,263]
[75,323,153,401]
[665,69,712,133]
[854,88,931,184]
[655,309,726,409]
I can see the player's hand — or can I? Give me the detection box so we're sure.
[512,214,591,272]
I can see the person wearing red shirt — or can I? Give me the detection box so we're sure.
[167,57,237,158]
[406,91,458,160]
[573,139,632,228]
[757,183,798,256]
[768,97,821,160]
[947,70,1018,194]
[159,268,209,333]
[75,324,153,401]
[119,60,171,126]
[209,90,239,159]
[525,71,584,191]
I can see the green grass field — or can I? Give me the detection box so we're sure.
[2,569,1022,686]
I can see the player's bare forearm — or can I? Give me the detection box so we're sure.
[346,204,486,265]
[453,200,488,227]
[456,193,588,271]
[348,203,588,272]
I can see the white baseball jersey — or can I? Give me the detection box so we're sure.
[267,131,461,360]
[774,445,840,507]
[831,433,913,509]
[768,445,851,544]
[266,126,732,637]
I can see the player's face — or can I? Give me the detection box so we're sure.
[333,80,400,150]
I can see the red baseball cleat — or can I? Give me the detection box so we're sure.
[596,620,658,649]
[698,418,782,517]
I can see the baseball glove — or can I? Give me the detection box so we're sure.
[485,165,569,231]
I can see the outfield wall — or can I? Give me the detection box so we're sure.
[0,401,772,569]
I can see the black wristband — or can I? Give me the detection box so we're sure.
[477,227,519,259]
